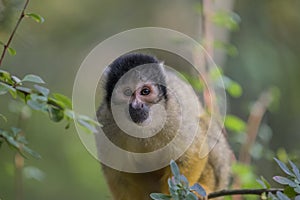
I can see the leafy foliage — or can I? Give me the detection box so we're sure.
[0,69,99,130]
[0,127,40,159]
[255,158,300,200]
[151,158,300,200]
[25,13,45,23]
[224,115,246,133]
[212,11,241,31]
[150,160,206,200]
[0,6,100,159]
[271,159,300,199]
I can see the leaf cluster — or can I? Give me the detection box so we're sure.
[150,160,206,200]
[0,127,40,158]
[0,69,100,157]
[256,158,300,200]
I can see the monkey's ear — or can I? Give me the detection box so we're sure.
[103,66,111,78]
[98,66,111,88]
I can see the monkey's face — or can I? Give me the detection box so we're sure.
[126,83,162,124]
[110,65,167,129]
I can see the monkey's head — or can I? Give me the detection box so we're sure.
[103,53,168,126]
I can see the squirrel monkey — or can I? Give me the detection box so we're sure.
[96,53,232,200]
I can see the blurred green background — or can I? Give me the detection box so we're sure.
[0,0,300,199]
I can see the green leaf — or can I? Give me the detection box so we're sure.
[232,162,258,188]
[0,82,10,95]
[16,86,32,94]
[210,67,224,79]
[11,75,22,85]
[226,81,242,97]
[268,192,277,199]
[212,11,241,31]
[168,178,176,190]
[186,192,198,200]
[289,160,300,182]
[170,160,180,180]
[22,145,41,159]
[274,158,294,177]
[257,176,271,189]
[273,176,297,187]
[11,127,21,137]
[27,99,47,111]
[294,185,300,194]
[284,186,297,198]
[222,76,243,98]
[0,69,11,80]
[26,13,45,23]
[8,87,17,98]
[77,118,98,133]
[22,74,45,84]
[52,93,72,109]
[8,47,16,56]
[276,191,290,200]
[47,105,64,122]
[24,166,45,181]
[190,183,206,197]
[30,93,48,103]
[17,135,28,145]
[214,41,238,57]
[150,193,172,200]
[179,175,189,188]
[0,40,4,46]
[34,84,49,97]
[65,122,71,129]
[0,82,16,97]
[257,179,266,189]
[6,135,20,148]
[64,109,75,119]
[77,114,101,126]
[224,115,246,132]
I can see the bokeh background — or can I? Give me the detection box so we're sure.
[0,0,300,199]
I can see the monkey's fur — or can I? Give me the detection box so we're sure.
[96,53,232,200]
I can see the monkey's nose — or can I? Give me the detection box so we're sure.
[130,99,143,109]
[128,103,149,124]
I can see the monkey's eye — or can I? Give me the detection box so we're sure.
[140,87,151,96]
[123,88,132,96]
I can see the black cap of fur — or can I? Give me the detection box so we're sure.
[105,53,167,104]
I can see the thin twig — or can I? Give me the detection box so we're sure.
[15,103,28,200]
[207,188,284,199]
[202,0,214,59]
[0,0,30,67]
[196,0,216,112]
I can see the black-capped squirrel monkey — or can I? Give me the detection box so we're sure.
[96,53,232,200]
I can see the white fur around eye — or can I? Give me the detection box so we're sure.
[123,88,132,96]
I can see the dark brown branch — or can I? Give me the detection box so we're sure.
[0,0,30,67]
[207,188,284,199]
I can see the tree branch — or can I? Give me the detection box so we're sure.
[0,0,30,67]
[207,188,284,199]
[239,90,273,164]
